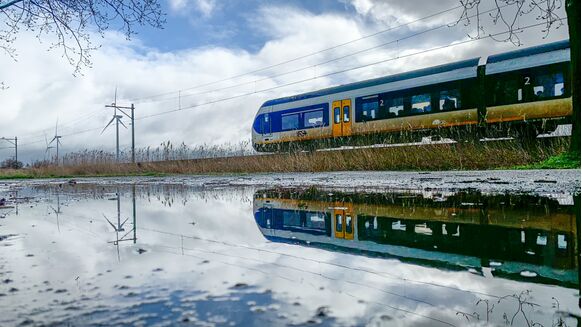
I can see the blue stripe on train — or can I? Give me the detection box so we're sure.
[253,103,330,134]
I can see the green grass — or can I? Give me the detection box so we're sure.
[513,152,581,169]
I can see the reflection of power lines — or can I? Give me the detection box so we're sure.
[152,240,457,326]
[104,187,137,261]
[140,225,512,302]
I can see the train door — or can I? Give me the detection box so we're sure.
[261,108,272,137]
[332,99,352,137]
[334,208,344,238]
[333,206,354,240]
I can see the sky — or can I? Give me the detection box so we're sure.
[0,0,570,163]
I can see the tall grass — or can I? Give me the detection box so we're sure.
[1,137,573,178]
[56,140,256,166]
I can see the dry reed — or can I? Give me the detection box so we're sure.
[0,137,571,179]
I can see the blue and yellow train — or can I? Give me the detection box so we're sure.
[252,40,572,151]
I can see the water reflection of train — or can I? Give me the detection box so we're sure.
[253,189,579,288]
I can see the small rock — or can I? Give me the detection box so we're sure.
[315,306,330,318]
[231,282,249,289]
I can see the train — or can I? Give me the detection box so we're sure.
[251,40,572,151]
[253,189,579,287]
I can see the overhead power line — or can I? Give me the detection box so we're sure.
[131,1,523,106]
[15,107,104,140]
[128,3,465,103]
[135,19,564,121]
[15,18,564,151]
[14,4,463,147]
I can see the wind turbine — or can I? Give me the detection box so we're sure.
[102,88,127,162]
[104,190,134,261]
[48,120,62,165]
[44,132,54,160]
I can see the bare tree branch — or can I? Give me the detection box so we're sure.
[0,0,165,74]
[456,0,564,45]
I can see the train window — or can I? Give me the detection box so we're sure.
[489,77,521,106]
[335,214,342,232]
[555,82,565,96]
[304,110,324,128]
[281,113,300,131]
[387,97,404,117]
[532,72,565,99]
[307,213,325,229]
[411,94,432,114]
[334,107,341,124]
[343,106,350,122]
[361,101,378,121]
[345,215,353,234]
[488,64,568,106]
[557,234,567,249]
[261,114,271,134]
[439,90,461,111]
[282,211,301,227]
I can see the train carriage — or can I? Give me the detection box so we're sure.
[251,40,572,151]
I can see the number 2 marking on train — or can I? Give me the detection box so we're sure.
[379,99,384,106]
[524,76,531,85]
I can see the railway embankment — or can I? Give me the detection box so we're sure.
[0,137,577,179]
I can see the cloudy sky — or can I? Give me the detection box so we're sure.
[0,0,569,163]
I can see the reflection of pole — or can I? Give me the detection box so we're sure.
[575,194,580,307]
[105,188,136,262]
[117,190,121,229]
[131,104,135,164]
[54,192,61,232]
[132,184,137,244]
[13,190,18,215]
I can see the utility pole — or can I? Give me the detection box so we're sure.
[131,104,135,164]
[105,100,135,163]
[0,136,18,166]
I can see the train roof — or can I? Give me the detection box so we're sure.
[261,39,570,108]
[487,39,569,63]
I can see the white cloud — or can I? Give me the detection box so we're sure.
[168,0,216,17]
[346,0,460,27]
[0,3,569,163]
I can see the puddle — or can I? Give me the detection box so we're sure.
[0,181,579,326]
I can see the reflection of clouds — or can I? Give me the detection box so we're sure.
[0,184,578,326]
